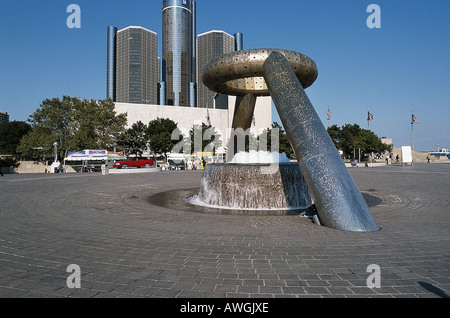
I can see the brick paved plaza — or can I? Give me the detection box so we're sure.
[0,163,449,299]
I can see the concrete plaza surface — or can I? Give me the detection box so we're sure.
[0,163,449,298]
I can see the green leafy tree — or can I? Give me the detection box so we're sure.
[258,122,294,158]
[224,122,293,158]
[189,123,222,155]
[18,96,127,160]
[0,121,32,155]
[0,156,20,169]
[16,126,55,161]
[327,124,341,145]
[118,121,149,156]
[146,118,183,161]
[327,124,392,158]
[67,98,127,150]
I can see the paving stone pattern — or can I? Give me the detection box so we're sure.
[0,163,449,298]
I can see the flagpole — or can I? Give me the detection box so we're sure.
[327,106,330,128]
[367,107,372,130]
[411,111,414,151]
[410,112,419,151]
[367,106,370,130]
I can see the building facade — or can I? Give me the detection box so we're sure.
[115,26,159,105]
[0,112,9,123]
[197,31,236,109]
[115,96,273,156]
[106,26,118,101]
[162,0,196,107]
[108,1,275,159]
[234,32,244,51]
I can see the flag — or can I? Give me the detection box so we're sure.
[206,108,211,126]
[368,111,374,121]
[327,108,331,121]
[412,114,419,124]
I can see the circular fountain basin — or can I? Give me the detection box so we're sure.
[187,163,313,212]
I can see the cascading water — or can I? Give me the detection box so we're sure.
[186,151,313,212]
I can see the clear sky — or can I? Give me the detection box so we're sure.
[1,0,449,152]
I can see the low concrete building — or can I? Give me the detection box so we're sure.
[115,96,273,155]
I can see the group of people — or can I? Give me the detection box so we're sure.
[383,154,400,165]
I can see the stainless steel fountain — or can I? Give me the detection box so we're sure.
[196,49,379,232]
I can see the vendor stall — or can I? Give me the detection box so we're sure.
[64,150,125,173]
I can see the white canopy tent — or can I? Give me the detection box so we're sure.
[64,150,125,172]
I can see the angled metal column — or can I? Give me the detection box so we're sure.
[227,93,257,162]
[263,51,379,232]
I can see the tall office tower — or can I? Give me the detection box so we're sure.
[107,26,118,101]
[162,0,196,106]
[0,112,9,123]
[234,32,244,51]
[116,26,159,104]
[197,31,236,109]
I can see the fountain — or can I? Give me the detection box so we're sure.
[188,151,313,213]
[190,49,379,232]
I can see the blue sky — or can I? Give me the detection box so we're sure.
[1,0,449,151]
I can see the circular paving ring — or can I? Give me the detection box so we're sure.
[202,48,318,96]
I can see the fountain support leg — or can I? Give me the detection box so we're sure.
[227,93,257,162]
[263,51,379,232]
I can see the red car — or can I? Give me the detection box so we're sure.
[113,157,154,169]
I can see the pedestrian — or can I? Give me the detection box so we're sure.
[396,154,400,164]
[0,157,3,177]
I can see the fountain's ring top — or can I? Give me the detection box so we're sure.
[202,49,318,97]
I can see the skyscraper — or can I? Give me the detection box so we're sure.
[234,32,244,51]
[107,26,118,101]
[162,0,196,107]
[197,31,235,109]
[0,112,9,123]
[115,26,159,104]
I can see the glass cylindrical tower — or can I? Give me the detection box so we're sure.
[160,81,166,105]
[234,32,244,51]
[107,26,118,101]
[162,0,196,106]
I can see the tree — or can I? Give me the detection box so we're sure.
[224,122,294,158]
[118,121,149,156]
[0,121,32,155]
[65,98,127,150]
[0,156,21,171]
[327,124,392,159]
[18,96,127,160]
[146,118,183,160]
[258,122,294,158]
[16,126,55,161]
[189,123,222,155]
[327,124,341,145]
